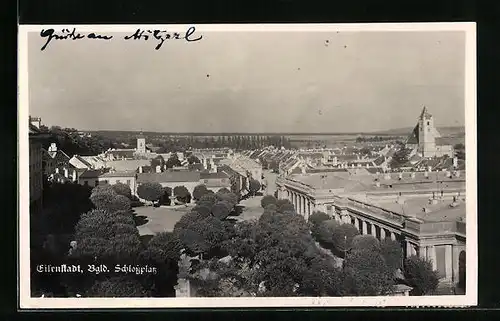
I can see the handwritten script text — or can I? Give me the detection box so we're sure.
[40,27,203,51]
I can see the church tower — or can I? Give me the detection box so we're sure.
[417,106,438,157]
[137,131,146,154]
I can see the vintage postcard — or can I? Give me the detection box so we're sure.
[18,22,477,309]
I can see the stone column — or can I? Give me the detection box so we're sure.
[390,232,396,241]
[445,245,453,281]
[371,224,377,238]
[353,218,360,231]
[452,245,460,284]
[307,200,311,218]
[419,246,428,260]
[298,195,302,215]
[380,228,386,240]
[428,246,437,270]
[362,221,368,235]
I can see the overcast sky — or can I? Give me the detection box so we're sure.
[27,29,466,133]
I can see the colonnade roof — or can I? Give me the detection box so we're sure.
[285,170,466,194]
[369,197,466,223]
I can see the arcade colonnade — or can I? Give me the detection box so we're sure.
[283,188,464,284]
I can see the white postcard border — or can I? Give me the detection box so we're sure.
[18,22,477,309]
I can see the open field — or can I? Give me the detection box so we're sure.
[133,196,266,237]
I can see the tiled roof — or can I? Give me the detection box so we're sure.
[435,137,453,146]
[106,159,150,171]
[105,149,136,158]
[137,171,201,184]
[100,170,136,178]
[307,168,349,174]
[79,169,105,179]
[72,155,93,168]
[373,156,386,166]
[200,172,229,179]
[406,124,419,144]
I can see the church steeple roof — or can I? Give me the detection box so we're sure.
[137,130,145,139]
[420,106,432,120]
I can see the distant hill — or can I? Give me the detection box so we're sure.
[371,126,465,137]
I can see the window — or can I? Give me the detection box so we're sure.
[127,180,131,186]
[84,180,89,186]
[427,121,430,125]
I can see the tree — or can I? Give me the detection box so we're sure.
[86,276,150,297]
[198,193,218,207]
[248,179,261,196]
[276,199,295,213]
[188,155,201,164]
[112,183,132,199]
[351,235,381,253]
[107,195,132,213]
[192,204,213,218]
[308,211,330,227]
[217,187,231,194]
[173,211,211,232]
[165,153,182,169]
[300,254,343,297]
[403,255,439,296]
[380,239,403,272]
[137,182,164,204]
[212,201,232,220]
[216,191,238,210]
[342,249,394,296]
[150,155,165,172]
[175,216,228,257]
[159,187,173,206]
[193,184,209,201]
[173,185,191,204]
[260,195,277,208]
[314,219,340,245]
[331,223,360,256]
[140,232,182,297]
[90,188,118,210]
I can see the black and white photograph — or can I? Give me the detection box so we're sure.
[18,23,477,308]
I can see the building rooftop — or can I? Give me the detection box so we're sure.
[371,197,466,223]
[137,171,201,184]
[288,170,465,194]
[106,159,151,171]
[100,170,137,178]
[200,172,229,180]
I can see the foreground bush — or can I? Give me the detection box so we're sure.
[403,255,439,296]
[260,195,277,209]
[308,211,330,227]
[380,238,403,272]
[351,235,381,253]
[342,250,394,296]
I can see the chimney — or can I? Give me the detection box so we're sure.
[72,170,77,182]
[64,168,69,178]
[48,143,57,153]
[453,157,458,168]
[139,166,143,173]
[29,116,41,129]
[55,168,59,174]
